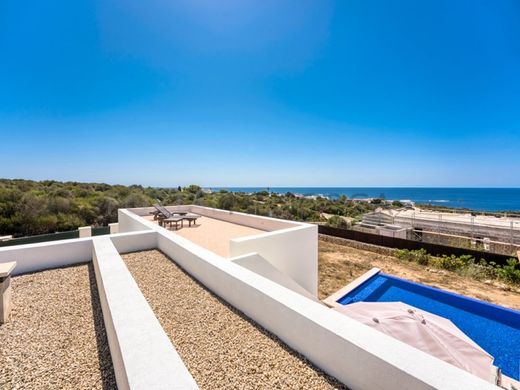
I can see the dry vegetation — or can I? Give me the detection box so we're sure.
[319,239,520,310]
[123,250,347,390]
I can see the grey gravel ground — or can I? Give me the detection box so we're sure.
[123,250,347,390]
[0,263,116,390]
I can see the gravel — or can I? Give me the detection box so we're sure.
[0,263,116,390]
[123,250,347,390]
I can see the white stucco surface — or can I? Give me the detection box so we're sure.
[92,236,198,390]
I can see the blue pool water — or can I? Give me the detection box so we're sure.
[337,273,520,380]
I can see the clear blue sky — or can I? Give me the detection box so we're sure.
[1,0,519,187]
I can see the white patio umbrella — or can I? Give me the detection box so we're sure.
[335,301,494,381]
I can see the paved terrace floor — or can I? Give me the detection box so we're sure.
[123,250,347,390]
[0,263,116,389]
[144,215,265,257]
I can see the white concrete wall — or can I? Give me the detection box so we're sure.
[110,231,157,254]
[109,223,119,234]
[156,229,494,390]
[0,238,92,275]
[230,252,317,301]
[188,205,298,231]
[92,237,198,390]
[127,205,301,231]
[78,226,92,238]
[123,205,302,232]
[230,224,318,297]
[118,209,156,233]
[0,231,158,276]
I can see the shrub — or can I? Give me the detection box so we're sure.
[496,259,520,284]
[395,249,430,265]
[437,254,468,271]
[459,259,497,280]
[327,215,350,229]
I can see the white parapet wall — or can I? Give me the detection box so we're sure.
[0,238,93,275]
[92,236,198,390]
[0,230,157,276]
[118,209,157,233]
[78,226,92,238]
[110,230,157,254]
[187,205,298,231]
[230,224,318,297]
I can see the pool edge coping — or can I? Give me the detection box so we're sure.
[323,267,381,307]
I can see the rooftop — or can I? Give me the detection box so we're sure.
[144,214,265,257]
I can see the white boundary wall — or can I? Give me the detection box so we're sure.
[125,205,300,231]
[92,236,197,390]
[0,237,93,275]
[230,225,318,296]
[118,209,156,232]
[0,229,157,276]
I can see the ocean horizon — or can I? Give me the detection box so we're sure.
[208,187,520,212]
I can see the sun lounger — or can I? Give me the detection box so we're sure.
[153,204,200,228]
[153,204,186,218]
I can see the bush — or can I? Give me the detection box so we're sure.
[496,259,520,284]
[435,254,473,271]
[394,248,520,287]
[460,259,497,280]
[326,215,350,229]
[395,248,430,265]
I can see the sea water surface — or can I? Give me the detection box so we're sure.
[210,187,520,212]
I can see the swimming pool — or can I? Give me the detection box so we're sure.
[336,272,520,380]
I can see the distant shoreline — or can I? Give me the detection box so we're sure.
[209,187,520,213]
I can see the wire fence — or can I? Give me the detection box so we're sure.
[319,225,516,265]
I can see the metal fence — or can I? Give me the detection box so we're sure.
[0,230,80,247]
[0,226,111,247]
[92,226,110,236]
[318,225,515,265]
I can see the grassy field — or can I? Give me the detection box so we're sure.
[318,239,520,310]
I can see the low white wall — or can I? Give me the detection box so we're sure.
[0,238,92,275]
[79,226,92,238]
[118,209,156,233]
[123,205,302,232]
[188,205,298,231]
[0,230,158,276]
[230,252,317,301]
[93,237,198,390]
[230,224,318,297]
[157,230,494,390]
[110,231,157,254]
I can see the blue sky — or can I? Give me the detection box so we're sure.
[1,0,519,187]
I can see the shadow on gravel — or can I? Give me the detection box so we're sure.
[88,263,117,390]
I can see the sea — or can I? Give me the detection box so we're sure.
[208,187,520,212]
